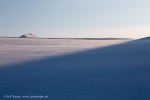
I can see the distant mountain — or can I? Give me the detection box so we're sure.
[20,33,36,38]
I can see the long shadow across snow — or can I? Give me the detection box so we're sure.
[0,40,150,100]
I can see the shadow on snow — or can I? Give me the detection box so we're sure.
[0,39,150,100]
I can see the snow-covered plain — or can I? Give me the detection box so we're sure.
[0,38,150,100]
[0,38,128,67]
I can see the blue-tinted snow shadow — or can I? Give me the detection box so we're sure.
[0,40,150,100]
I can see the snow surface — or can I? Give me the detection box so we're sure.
[0,38,150,100]
[0,38,128,67]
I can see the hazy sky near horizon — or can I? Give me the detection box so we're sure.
[0,0,150,38]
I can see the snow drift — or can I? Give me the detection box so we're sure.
[0,38,150,100]
[139,36,150,40]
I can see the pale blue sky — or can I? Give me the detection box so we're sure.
[0,0,150,38]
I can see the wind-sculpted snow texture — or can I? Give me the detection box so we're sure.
[0,38,150,100]
[0,38,127,67]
